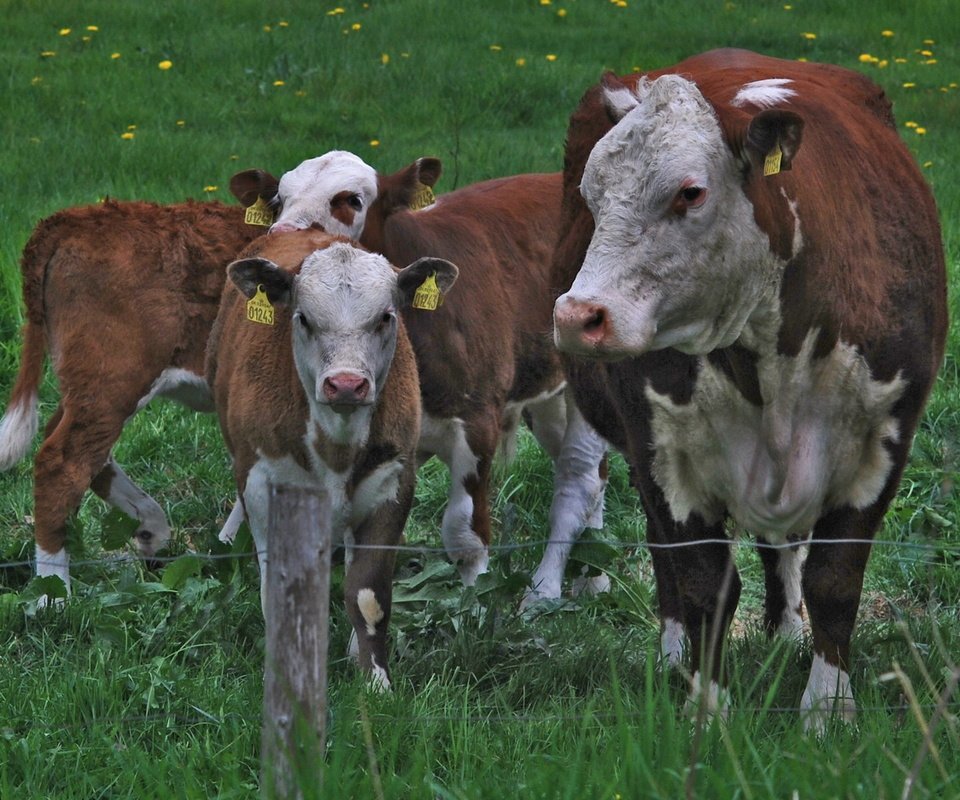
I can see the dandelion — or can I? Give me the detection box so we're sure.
[127,124,136,131]
[86,25,99,31]
[546,54,558,62]
[121,132,135,140]
[279,20,289,27]
[31,76,42,85]
[516,57,526,67]
[381,53,390,65]
[111,52,121,59]
[902,82,916,88]
[923,161,933,168]
[489,44,502,51]
[273,80,285,86]
[230,154,239,160]
[204,185,219,192]
[616,0,627,6]
[797,57,808,62]
[878,60,888,68]
[352,22,361,30]
[895,57,908,64]
[905,121,918,128]
[401,52,410,58]
[924,59,937,65]
[176,120,185,126]
[951,83,959,89]
[370,139,380,147]
[263,25,272,32]
[40,50,56,57]
[784,4,793,10]
[295,90,306,97]
[920,49,933,57]
[881,29,894,37]
[858,54,876,63]
[59,28,71,36]
[557,8,567,17]
[540,0,552,5]
[327,7,345,15]
[923,38,935,45]
[158,60,172,70]
[915,127,926,135]
[801,32,817,40]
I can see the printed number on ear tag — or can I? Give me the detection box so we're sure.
[244,196,274,227]
[409,182,436,211]
[247,285,275,325]
[412,273,441,311]
[763,142,783,177]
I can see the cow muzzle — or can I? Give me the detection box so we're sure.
[320,371,372,408]
[553,295,614,355]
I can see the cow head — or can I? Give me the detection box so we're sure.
[228,241,457,444]
[230,151,378,238]
[554,73,803,359]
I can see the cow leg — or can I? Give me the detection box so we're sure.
[90,456,171,559]
[523,391,609,605]
[216,495,246,544]
[420,412,491,585]
[800,506,878,733]
[756,535,807,638]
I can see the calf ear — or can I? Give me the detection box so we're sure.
[415,157,443,188]
[229,169,280,207]
[396,257,459,307]
[228,257,293,304]
[601,71,640,123]
[745,109,804,173]
[377,157,443,215]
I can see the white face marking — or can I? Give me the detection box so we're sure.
[801,654,855,733]
[645,328,905,538]
[0,390,38,470]
[136,368,212,413]
[98,457,170,554]
[273,151,377,237]
[356,588,385,635]
[292,244,399,447]
[558,74,783,358]
[731,78,796,109]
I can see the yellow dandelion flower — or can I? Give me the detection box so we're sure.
[370,139,380,147]
[540,0,552,4]
[86,25,99,31]
[801,32,817,40]
[59,28,71,36]
[490,44,502,51]
[176,120,185,126]
[352,22,361,30]
[82,36,91,42]
[230,154,239,160]
[558,8,567,16]
[894,57,907,63]
[902,82,915,88]
[881,30,894,37]
[940,87,949,93]
[924,59,937,65]
[381,53,390,65]
[923,39,935,45]
[279,20,289,27]
[31,76,42,85]
[295,90,306,97]
[40,50,56,58]
[127,124,137,130]
[616,0,627,6]
[204,185,218,192]
[915,127,926,135]
[950,83,959,89]
[327,7,345,15]
[905,121,918,128]
[120,132,135,140]
[546,54,558,62]
[273,80,285,86]
[858,54,874,63]
[920,49,933,57]
[797,57,808,62]
[158,60,173,70]
[878,60,888,68]
[401,52,410,58]
[784,5,793,10]
[923,161,933,168]
[263,25,272,32]
[516,57,526,67]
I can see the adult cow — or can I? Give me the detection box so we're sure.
[233,159,610,600]
[551,49,947,730]
[0,152,404,594]
[207,228,458,687]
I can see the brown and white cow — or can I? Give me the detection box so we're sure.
[235,158,611,601]
[0,152,383,594]
[206,228,458,687]
[551,49,947,730]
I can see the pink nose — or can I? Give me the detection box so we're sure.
[269,221,299,234]
[553,296,612,352]
[322,372,370,404]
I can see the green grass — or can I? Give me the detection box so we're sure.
[1,1,959,798]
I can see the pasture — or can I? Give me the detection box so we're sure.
[1,1,958,797]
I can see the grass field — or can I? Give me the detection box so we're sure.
[1,1,958,798]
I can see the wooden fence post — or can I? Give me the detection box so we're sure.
[261,484,331,800]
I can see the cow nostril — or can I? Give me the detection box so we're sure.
[323,374,370,403]
[583,307,606,333]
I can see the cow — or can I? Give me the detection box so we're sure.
[551,49,947,731]
[233,158,611,604]
[205,227,458,688]
[0,151,389,595]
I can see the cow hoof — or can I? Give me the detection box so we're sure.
[570,572,611,597]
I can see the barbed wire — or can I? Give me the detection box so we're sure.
[0,534,957,573]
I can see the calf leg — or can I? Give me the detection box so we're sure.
[756,535,807,638]
[523,392,609,605]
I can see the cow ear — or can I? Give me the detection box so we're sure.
[396,257,459,307]
[745,109,804,173]
[415,157,443,188]
[601,71,639,122]
[229,169,280,207]
[228,257,293,304]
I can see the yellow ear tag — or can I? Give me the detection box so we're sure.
[412,272,442,311]
[409,182,436,211]
[244,196,275,227]
[763,141,783,177]
[246,284,275,325]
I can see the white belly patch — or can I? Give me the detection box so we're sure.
[646,330,905,540]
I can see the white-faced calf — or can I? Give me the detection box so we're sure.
[206,228,457,687]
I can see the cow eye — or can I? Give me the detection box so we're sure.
[376,311,394,332]
[680,186,705,204]
[348,194,363,211]
[294,311,312,334]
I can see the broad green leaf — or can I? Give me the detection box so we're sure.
[101,508,140,550]
[162,554,202,590]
